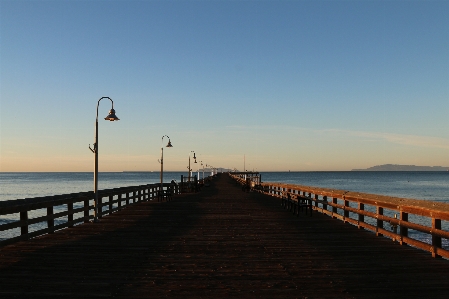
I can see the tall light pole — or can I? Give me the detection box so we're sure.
[188,151,196,182]
[89,97,119,222]
[159,135,173,193]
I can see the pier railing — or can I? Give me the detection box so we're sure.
[0,182,179,247]
[229,173,449,259]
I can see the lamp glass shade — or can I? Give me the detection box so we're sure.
[105,108,120,121]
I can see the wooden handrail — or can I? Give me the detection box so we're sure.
[0,182,179,247]
[229,173,449,259]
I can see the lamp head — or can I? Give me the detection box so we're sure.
[105,108,119,121]
[166,139,173,147]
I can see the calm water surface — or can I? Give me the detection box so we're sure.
[1,171,448,247]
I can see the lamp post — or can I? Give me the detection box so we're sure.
[89,97,119,222]
[188,151,197,182]
[159,135,173,193]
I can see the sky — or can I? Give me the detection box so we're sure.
[0,0,448,172]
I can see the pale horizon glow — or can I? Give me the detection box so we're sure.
[1,1,448,172]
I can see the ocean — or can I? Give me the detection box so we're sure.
[1,171,448,202]
[1,171,448,247]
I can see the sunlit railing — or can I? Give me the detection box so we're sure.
[230,173,449,259]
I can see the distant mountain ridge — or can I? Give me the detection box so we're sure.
[352,164,449,171]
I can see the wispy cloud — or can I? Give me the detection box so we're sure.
[226,124,449,150]
[325,129,449,150]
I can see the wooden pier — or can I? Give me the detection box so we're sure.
[1,174,449,298]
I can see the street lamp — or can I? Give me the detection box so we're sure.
[188,151,197,182]
[88,96,119,222]
[159,135,173,194]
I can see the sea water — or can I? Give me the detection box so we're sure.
[261,171,449,203]
[1,171,448,248]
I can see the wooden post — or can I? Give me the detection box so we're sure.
[118,194,122,210]
[109,195,113,215]
[323,196,328,212]
[344,199,350,223]
[432,218,442,258]
[376,207,383,237]
[84,198,90,223]
[314,194,319,208]
[47,206,54,233]
[98,195,103,219]
[399,211,408,245]
[68,202,74,228]
[20,210,28,240]
[126,192,130,206]
[180,175,184,194]
[358,203,364,229]
[332,197,338,218]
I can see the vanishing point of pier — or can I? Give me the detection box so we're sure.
[1,174,449,298]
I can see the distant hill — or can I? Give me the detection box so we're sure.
[352,164,449,171]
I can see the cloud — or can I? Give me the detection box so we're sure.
[325,129,449,150]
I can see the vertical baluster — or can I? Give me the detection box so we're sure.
[344,198,350,223]
[98,195,103,219]
[84,198,90,223]
[358,203,364,229]
[68,202,74,228]
[399,211,408,245]
[47,206,54,233]
[432,218,442,258]
[118,194,122,210]
[332,197,338,218]
[376,207,383,237]
[109,195,113,215]
[20,211,28,240]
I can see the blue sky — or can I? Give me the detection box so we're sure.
[1,0,448,172]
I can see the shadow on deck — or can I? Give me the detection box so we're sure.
[1,174,449,298]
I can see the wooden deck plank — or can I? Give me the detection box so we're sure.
[0,173,449,298]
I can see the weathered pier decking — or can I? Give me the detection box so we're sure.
[1,174,449,298]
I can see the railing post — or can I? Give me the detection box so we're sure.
[118,194,122,210]
[68,202,74,228]
[180,175,184,193]
[109,195,113,215]
[47,206,54,233]
[432,218,442,258]
[399,211,408,245]
[344,199,350,223]
[314,194,319,209]
[126,192,130,206]
[20,210,28,240]
[376,207,383,237]
[358,203,364,229]
[84,198,90,223]
[98,195,103,219]
[332,197,338,218]
[323,196,328,212]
